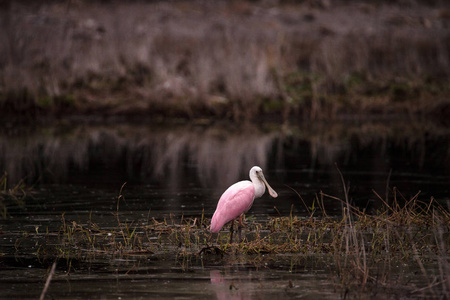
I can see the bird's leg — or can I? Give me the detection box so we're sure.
[229,219,234,244]
[238,215,243,243]
[240,214,246,227]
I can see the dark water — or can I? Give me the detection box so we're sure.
[1,120,449,214]
[0,119,449,299]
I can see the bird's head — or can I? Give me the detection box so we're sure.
[250,166,278,198]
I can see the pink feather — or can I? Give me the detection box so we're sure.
[210,181,255,233]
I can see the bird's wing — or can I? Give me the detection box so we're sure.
[211,181,255,232]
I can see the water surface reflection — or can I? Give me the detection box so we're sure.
[0,120,449,212]
[1,124,276,189]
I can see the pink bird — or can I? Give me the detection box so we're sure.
[210,166,278,239]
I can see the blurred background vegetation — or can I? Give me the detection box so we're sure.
[0,0,449,122]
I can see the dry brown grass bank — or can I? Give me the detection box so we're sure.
[1,1,450,121]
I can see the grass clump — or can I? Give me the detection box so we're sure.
[0,172,32,219]
[28,186,448,261]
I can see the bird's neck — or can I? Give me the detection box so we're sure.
[253,180,266,198]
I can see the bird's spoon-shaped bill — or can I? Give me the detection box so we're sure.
[259,173,278,198]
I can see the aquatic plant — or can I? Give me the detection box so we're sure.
[0,172,32,219]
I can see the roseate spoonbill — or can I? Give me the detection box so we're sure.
[210,166,278,241]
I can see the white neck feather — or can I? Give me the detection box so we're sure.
[249,167,265,198]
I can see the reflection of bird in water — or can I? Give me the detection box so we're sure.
[210,166,278,242]
[210,269,257,300]
[210,270,225,284]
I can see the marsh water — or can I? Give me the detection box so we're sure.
[0,119,449,299]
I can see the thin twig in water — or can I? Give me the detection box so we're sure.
[117,182,127,212]
[335,163,352,228]
[39,261,56,300]
[320,192,363,216]
[372,189,394,213]
[285,184,310,215]
[385,168,392,207]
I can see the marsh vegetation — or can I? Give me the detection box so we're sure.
[1,1,450,121]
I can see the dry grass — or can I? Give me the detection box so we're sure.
[26,186,448,258]
[0,171,32,218]
[1,1,449,120]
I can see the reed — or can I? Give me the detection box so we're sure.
[0,171,31,219]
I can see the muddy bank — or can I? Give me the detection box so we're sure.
[1,1,450,121]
